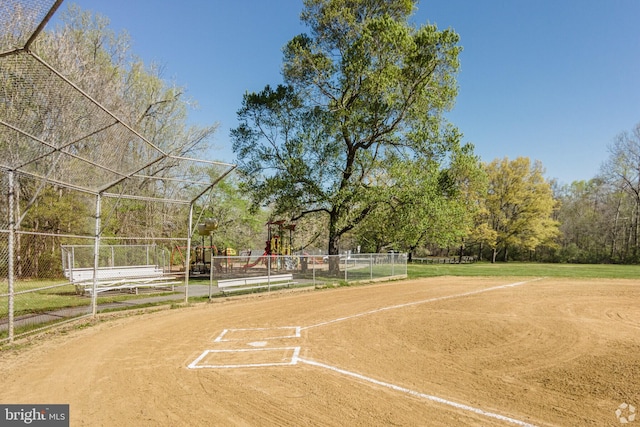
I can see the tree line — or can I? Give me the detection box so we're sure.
[3,1,639,281]
[554,122,640,263]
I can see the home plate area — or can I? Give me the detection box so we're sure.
[188,327,302,369]
[186,324,538,426]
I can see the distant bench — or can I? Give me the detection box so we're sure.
[411,256,477,264]
[65,265,181,296]
[217,273,295,295]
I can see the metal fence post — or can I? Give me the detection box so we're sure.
[392,252,395,276]
[267,255,272,292]
[91,194,102,317]
[7,171,15,342]
[184,203,194,304]
[370,254,373,280]
[344,256,347,282]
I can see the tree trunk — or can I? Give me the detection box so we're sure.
[327,210,340,275]
[634,197,640,260]
[491,247,497,263]
[408,243,419,264]
[611,199,621,260]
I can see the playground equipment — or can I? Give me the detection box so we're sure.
[170,219,229,276]
[266,220,296,256]
[192,219,219,275]
[242,220,297,271]
[169,219,299,274]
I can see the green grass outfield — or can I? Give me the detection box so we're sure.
[408,262,640,280]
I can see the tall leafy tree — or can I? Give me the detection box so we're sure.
[232,0,463,268]
[353,138,483,259]
[483,157,559,262]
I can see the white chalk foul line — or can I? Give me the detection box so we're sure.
[298,358,537,427]
[301,278,543,331]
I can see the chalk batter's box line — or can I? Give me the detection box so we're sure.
[188,347,301,369]
[214,326,302,342]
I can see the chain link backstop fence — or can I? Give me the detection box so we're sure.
[0,0,236,342]
[0,0,407,344]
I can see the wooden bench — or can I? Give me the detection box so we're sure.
[66,265,181,296]
[217,273,295,295]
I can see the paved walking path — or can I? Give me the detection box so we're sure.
[1,285,219,333]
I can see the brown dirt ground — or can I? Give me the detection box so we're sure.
[0,276,639,426]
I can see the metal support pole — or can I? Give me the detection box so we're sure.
[392,252,395,276]
[7,171,15,343]
[208,235,213,300]
[344,256,347,282]
[209,254,213,300]
[184,203,194,304]
[267,255,272,292]
[91,194,101,317]
[370,254,373,280]
[66,251,72,278]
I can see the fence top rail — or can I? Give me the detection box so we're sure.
[218,274,293,283]
[61,244,159,249]
[68,265,161,271]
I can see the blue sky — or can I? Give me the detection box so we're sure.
[53,0,640,184]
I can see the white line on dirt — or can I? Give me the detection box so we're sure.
[298,357,538,427]
[188,347,301,369]
[213,329,229,342]
[213,326,301,342]
[301,278,543,331]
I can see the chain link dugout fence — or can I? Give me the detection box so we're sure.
[0,0,235,342]
[171,252,407,301]
[182,252,407,283]
[209,253,408,285]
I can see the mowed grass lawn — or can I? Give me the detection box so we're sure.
[408,261,640,280]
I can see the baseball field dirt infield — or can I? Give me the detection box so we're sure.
[0,276,638,426]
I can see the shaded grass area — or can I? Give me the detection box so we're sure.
[1,279,180,341]
[408,262,640,280]
[0,279,176,318]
